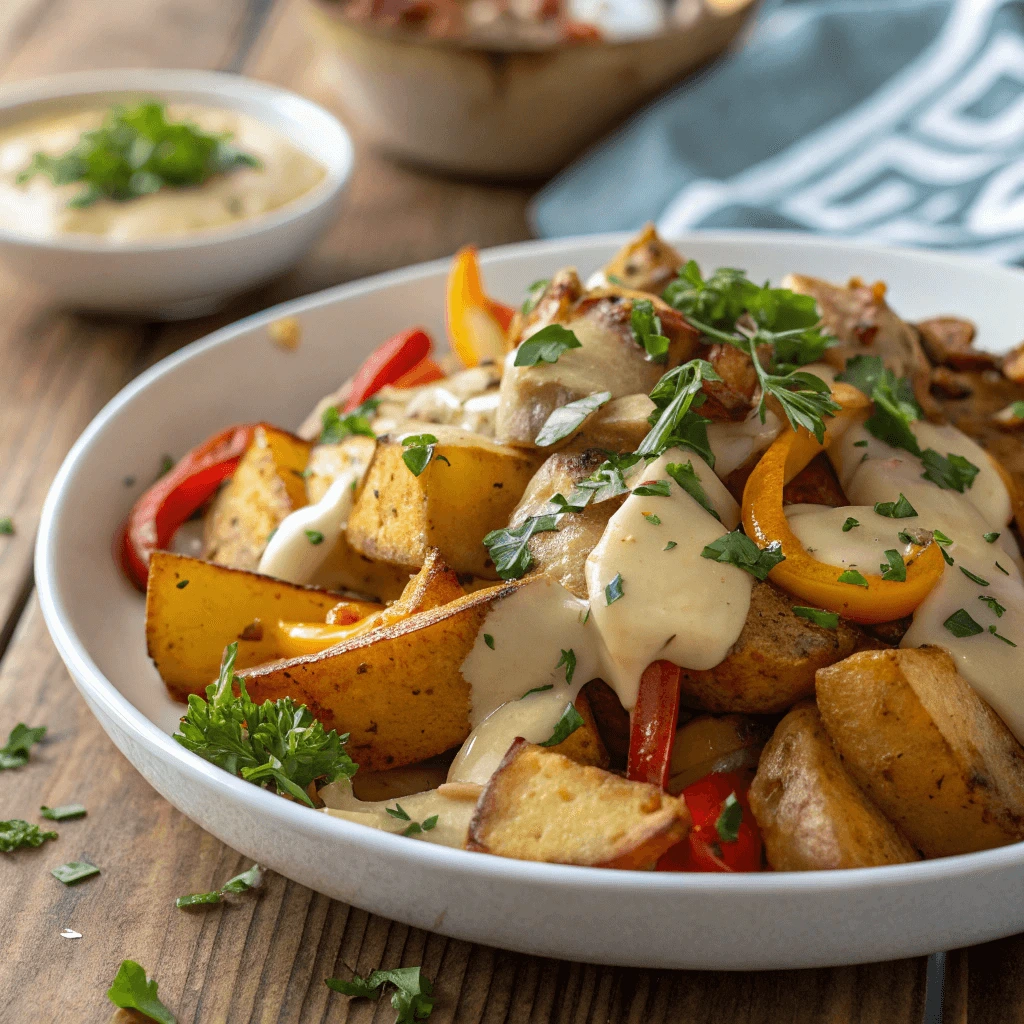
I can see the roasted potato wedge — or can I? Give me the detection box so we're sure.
[346,425,540,579]
[146,551,341,702]
[239,580,522,770]
[202,424,311,571]
[677,581,861,713]
[466,739,691,867]
[816,648,1024,857]
[749,701,920,870]
[304,434,376,505]
[668,713,772,795]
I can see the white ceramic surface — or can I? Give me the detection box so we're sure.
[0,70,353,318]
[36,233,1024,970]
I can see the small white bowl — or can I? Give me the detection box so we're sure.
[0,69,353,319]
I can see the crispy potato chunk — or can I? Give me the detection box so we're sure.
[466,739,691,868]
[816,648,1024,857]
[601,223,685,295]
[548,689,609,770]
[240,580,521,771]
[677,582,861,713]
[346,425,540,578]
[146,552,341,702]
[202,425,311,571]
[749,701,919,870]
[304,434,376,505]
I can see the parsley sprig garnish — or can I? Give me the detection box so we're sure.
[636,359,717,460]
[19,101,260,209]
[630,299,671,362]
[173,642,357,806]
[326,966,434,1023]
[701,531,784,580]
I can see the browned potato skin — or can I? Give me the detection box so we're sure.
[816,648,1024,858]
[553,689,610,770]
[203,425,311,571]
[510,448,626,599]
[146,551,342,702]
[749,701,919,870]
[346,426,540,579]
[601,223,684,295]
[579,678,631,769]
[678,582,861,714]
[239,580,521,771]
[467,739,690,868]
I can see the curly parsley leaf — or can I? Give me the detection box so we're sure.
[0,723,46,770]
[326,966,434,1023]
[792,606,840,629]
[107,960,177,1024]
[535,391,611,447]
[514,324,581,367]
[666,460,720,521]
[176,864,262,909]
[539,704,586,747]
[837,568,869,588]
[874,494,917,519]
[943,608,984,638]
[19,100,260,210]
[701,531,784,581]
[715,792,743,843]
[0,819,57,852]
[630,299,671,362]
[173,643,357,806]
[556,648,576,685]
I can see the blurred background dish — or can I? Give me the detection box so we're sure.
[303,0,759,179]
[0,69,353,319]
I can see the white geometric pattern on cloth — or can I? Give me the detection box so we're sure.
[658,0,1024,262]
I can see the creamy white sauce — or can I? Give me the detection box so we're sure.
[460,576,597,726]
[583,449,751,711]
[0,104,325,242]
[258,468,360,584]
[707,408,783,479]
[786,504,917,571]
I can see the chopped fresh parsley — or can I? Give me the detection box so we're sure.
[632,479,671,498]
[644,513,662,525]
[535,391,611,447]
[0,723,46,770]
[326,966,434,1023]
[944,608,984,638]
[701,531,785,581]
[19,100,260,210]
[52,861,100,885]
[792,606,840,629]
[176,864,262,908]
[401,434,446,476]
[521,684,554,699]
[667,461,721,521]
[483,512,562,580]
[837,569,869,588]
[173,642,357,806]
[604,573,624,605]
[933,529,954,546]
[989,626,1017,647]
[960,566,990,587]
[664,541,678,550]
[873,494,917,519]
[984,532,1001,544]
[158,454,175,478]
[386,804,438,837]
[842,517,860,532]
[319,402,376,445]
[979,596,1006,617]
[304,529,324,545]
[715,792,743,843]
[107,960,176,1024]
[556,648,576,685]
[0,517,12,535]
[996,561,1011,576]
[853,440,869,448]
[636,359,717,461]
[40,804,86,821]
[920,449,980,492]
[513,324,581,366]
[175,579,189,589]
[0,819,57,852]
[539,704,585,747]
[630,298,671,362]
[880,549,907,582]
[483,633,495,650]
[521,279,549,317]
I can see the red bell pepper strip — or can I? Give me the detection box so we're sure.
[119,423,256,591]
[626,660,682,789]
[390,355,445,389]
[343,327,434,412]
[658,771,763,873]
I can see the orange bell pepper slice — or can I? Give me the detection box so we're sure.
[742,382,945,624]
[447,246,514,367]
[390,356,445,389]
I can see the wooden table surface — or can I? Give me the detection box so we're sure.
[0,1,1013,1020]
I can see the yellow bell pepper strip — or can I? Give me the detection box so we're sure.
[446,245,514,367]
[742,382,945,624]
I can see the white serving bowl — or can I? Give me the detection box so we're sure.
[36,233,1024,970]
[0,69,353,319]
